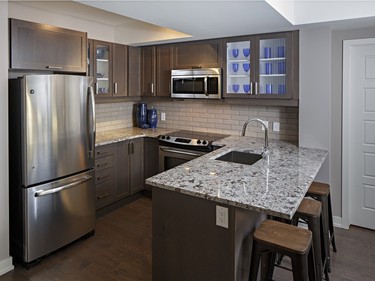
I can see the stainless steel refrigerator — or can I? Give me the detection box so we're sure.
[9,74,96,265]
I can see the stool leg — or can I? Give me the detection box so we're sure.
[320,195,331,272]
[328,194,337,252]
[249,241,262,281]
[320,215,330,281]
[291,253,309,281]
[260,251,274,281]
[307,246,317,281]
[307,217,323,281]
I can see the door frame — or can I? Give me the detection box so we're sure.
[342,37,375,229]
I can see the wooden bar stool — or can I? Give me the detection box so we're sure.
[249,219,316,281]
[306,182,337,272]
[293,198,329,281]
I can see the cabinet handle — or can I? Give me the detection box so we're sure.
[97,175,109,181]
[132,143,134,154]
[151,82,154,94]
[97,162,108,168]
[254,82,258,95]
[114,82,118,94]
[46,66,62,70]
[97,193,109,199]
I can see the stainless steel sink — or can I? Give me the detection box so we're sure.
[215,151,262,165]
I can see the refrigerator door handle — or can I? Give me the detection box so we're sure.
[34,176,92,197]
[87,86,96,159]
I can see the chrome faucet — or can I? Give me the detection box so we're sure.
[242,118,269,158]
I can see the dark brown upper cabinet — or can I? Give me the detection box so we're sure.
[92,40,113,97]
[223,31,299,105]
[128,46,141,97]
[141,44,172,97]
[9,18,87,73]
[89,39,134,99]
[172,39,222,69]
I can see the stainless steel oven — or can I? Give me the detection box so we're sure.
[158,130,229,172]
[159,146,206,172]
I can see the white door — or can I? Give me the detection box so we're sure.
[343,38,375,230]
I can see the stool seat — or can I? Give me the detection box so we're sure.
[296,198,322,218]
[254,219,312,254]
[307,182,330,196]
[249,219,316,281]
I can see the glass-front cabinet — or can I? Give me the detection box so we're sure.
[226,40,255,94]
[224,31,298,102]
[93,40,112,97]
[87,39,112,97]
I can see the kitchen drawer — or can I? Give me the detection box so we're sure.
[95,179,114,209]
[95,168,113,185]
[95,144,114,159]
[95,155,114,171]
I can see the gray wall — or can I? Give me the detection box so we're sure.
[299,24,375,222]
[330,26,375,220]
[0,0,14,275]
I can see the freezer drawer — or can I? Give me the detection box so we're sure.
[23,170,95,262]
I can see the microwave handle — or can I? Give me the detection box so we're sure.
[204,76,208,96]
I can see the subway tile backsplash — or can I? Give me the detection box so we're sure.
[96,100,299,143]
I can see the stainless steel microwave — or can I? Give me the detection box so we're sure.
[171,68,222,99]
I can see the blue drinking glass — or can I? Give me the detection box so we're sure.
[243,48,250,57]
[232,63,239,73]
[232,49,239,58]
[264,47,271,58]
[243,63,250,73]
[243,84,251,93]
[232,84,240,93]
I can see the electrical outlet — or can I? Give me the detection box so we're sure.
[161,112,166,121]
[273,122,280,132]
[216,205,228,228]
[261,121,269,131]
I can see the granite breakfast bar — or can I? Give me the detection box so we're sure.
[146,135,328,281]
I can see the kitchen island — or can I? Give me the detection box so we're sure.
[146,135,327,281]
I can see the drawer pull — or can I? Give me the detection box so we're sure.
[96,175,109,181]
[97,162,108,168]
[97,193,109,199]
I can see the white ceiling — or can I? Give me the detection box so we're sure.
[13,0,375,45]
[77,0,295,41]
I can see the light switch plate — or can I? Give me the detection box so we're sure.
[216,205,228,228]
[273,122,280,132]
[161,112,166,121]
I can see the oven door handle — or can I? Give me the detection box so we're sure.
[160,147,203,157]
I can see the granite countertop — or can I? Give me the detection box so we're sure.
[146,135,328,219]
[95,127,176,146]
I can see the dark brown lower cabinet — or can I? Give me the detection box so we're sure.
[144,137,160,181]
[95,138,144,210]
[129,138,144,194]
[95,144,115,209]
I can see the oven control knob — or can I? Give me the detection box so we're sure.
[202,140,207,145]
[197,140,201,144]
[161,135,166,139]
[166,136,171,140]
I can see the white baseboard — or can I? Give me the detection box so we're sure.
[333,215,348,229]
[0,257,14,276]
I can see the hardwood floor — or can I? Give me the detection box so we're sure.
[1,196,374,281]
